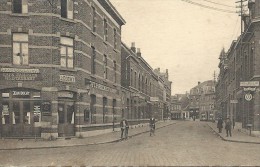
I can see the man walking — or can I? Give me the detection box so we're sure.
[120,118,129,140]
[225,118,232,137]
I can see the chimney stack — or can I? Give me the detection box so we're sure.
[166,69,168,79]
[198,81,201,85]
[131,42,136,53]
[137,48,141,57]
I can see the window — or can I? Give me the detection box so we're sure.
[13,0,28,14]
[113,28,117,49]
[60,37,74,68]
[92,6,96,32]
[13,33,29,65]
[61,0,73,19]
[104,19,108,41]
[113,61,116,83]
[103,55,108,79]
[91,47,96,74]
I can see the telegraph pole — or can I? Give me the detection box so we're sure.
[235,0,248,127]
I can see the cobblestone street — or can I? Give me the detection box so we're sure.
[0,121,259,166]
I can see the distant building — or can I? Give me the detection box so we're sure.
[189,81,216,121]
[170,94,189,120]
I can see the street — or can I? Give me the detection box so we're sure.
[0,121,259,166]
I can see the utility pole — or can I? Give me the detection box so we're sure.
[235,0,248,127]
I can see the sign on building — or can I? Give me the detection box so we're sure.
[240,81,259,87]
[150,97,159,102]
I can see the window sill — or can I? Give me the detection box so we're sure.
[90,75,96,79]
[10,13,29,17]
[91,31,97,37]
[60,17,76,23]
[60,67,77,72]
[103,41,108,45]
[113,48,118,53]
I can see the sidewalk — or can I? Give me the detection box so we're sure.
[207,122,260,144]
[0,121,175,150]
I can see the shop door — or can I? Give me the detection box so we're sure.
[58,102,75,137]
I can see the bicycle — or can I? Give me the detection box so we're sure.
[150,124,155,136]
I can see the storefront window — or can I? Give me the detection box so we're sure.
[13,101,20,124]
[2,102,10,124]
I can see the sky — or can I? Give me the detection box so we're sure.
[110,0,241,94]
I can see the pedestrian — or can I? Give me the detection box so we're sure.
[225,118,232,137]
[217,117,223,133]
[149,116,156,136]
[120,118,129,140]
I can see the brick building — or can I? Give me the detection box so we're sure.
[0,0,125,138]
[216,0,260,136]
[121,42,171,121]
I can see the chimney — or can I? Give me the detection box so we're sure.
[131,42,136,53]
[166,69,168,79]
[137,48,141,57]
[198,81,201,85]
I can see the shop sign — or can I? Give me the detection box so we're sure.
[12,91,30,97]
[2,93,9,98]
[2,105,9,115]
[58,91,74,98]
[90,81,118,94]
[230,100,238,104]
[243,87,256,92]
[245,93,253,101]
[0,68,39,73]
[0,68,41,81]
[150,97,159,102]
[42,102,51,116]
[240,81,259,87]
[1,73,39,81]
[59,75,75,83]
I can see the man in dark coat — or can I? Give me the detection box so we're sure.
[225,118,232,137]
[217,117,223,133]
[120,118,129,139]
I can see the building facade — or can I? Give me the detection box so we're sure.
[121,42,172,121]
[189,81,216,121]
[0,0,125,138]
[170,94,189,120]
[216,0,260,136]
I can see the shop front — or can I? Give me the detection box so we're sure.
[0,88,42,138]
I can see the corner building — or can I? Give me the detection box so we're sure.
[0,0,125,139]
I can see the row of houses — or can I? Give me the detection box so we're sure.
[215,0,260,136]
[0,0,172,139]
[170,80,216,121]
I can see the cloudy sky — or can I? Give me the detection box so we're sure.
[110,0,241,94]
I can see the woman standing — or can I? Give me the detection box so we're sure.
[217,117,223,133]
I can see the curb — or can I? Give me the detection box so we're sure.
[207,123,260,144]
[0,122,176,151]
